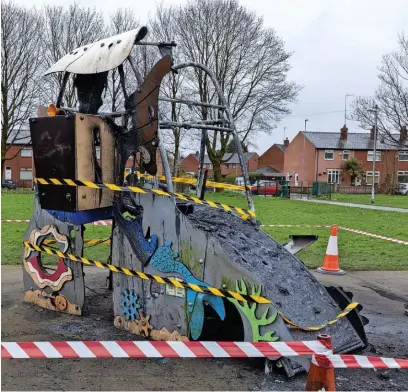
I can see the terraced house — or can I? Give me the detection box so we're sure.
[283,125,408,189]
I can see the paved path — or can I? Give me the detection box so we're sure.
[300,198,408,213]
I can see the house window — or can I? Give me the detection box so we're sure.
[20,168,33,180]
[398,151,408,161]
[95,146,101,159]
[324,150,334,160]
[205,163,212,169]
[327,169,342,184]
[232,163,236,169]
[366,171,380,185]
[397,171,408,182]
[224,163,229,168]
[342,150,350,160]
[367,151,381,161]
[20,148,32,157]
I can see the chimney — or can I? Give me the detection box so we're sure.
[340,125,348,140]
[370,126,375,140]
[400,126,407,143]
[284,137,289,147]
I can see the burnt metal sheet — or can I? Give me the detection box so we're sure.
[44,28,146,75]
[30,115,76,211]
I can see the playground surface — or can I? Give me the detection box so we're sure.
[2,265,407,391]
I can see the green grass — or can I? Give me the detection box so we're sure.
[329,193,408,209]
[2,191,408,270]
[207,192,408,271]
[1,193,111,265]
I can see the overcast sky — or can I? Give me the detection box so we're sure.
[14,0,408,154]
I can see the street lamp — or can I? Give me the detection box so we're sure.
[344,94,355,126]
[302,119,309,187]
[367,105,379,204]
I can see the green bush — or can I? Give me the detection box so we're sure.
[224,174,237,184]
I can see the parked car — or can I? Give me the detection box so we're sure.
[397,183,408,195]
[1,179,17,190]
[251,181,280,196]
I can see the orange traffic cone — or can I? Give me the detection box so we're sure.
[305,334,336,391]
[316,225,345,275]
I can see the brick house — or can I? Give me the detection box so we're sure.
[257,138,289,172]
[181,152,259,177]
[283,125,408,187]
[3,130,162,188]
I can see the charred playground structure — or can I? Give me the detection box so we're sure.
[23,27,368,377]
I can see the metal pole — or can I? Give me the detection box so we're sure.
[371,106,378,204]
[302,119,308,186]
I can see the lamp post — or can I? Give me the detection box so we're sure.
[344,94,355,126]
[367,105,379,204]
[302,119,309,187]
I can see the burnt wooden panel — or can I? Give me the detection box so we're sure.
[75,114,114,210]
[30,115,76,212]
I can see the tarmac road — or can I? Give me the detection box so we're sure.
[1,266,407,391]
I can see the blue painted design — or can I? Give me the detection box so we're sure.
[113,204,158,264]
[46,207,113,225]
[120,288,141,321]
[149,241,225,340]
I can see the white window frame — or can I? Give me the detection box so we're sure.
[366,171,380,185]
[20,148,32,157]
[324,150,334,160]
[327,169,342,184]
[19,168,33,180]
[367,150,381,161]
[342,150,350,160]
[398,150,408,161]
[397,171,408,182]
[232,163,236,169]
[224,163,229,168]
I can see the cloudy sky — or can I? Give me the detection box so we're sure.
[15,0,408,154]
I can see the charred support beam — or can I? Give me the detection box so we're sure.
[159,122,233,132]
[172,62,255,214]
[196,129,207,198]
[136,41,177,47]
[159,97,226,110]
[56,72,70,108]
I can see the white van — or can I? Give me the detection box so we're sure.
[234,177,245,186]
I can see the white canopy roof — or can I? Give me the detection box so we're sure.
[44,28,144,75]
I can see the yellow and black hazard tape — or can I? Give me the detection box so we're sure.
[280,302,359,332]
[44,239,111,246]
[24,241,268,305]
[134,172,249,191]
[24,241,359,332]
[35,178,255,221]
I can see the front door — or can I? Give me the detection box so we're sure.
[355,175,362,186]
[295,172,299,186]
[5,166,11,180]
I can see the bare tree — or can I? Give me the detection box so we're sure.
[170,0,301,181]
[150,5,190,179]
[41,3,106,107]
[106,8,139,112]
[352,33,408,146]
[1,1,43,174]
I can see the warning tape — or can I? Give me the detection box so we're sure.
[44,239,110,246]
[2,340,408,369]
[135,172,248,191]
[23,241,360,331]
[35,178,255,220]
[1,219,112,226]
[23,241,269,305]
[261,224,408,245]
[1,340,326,359]
[312,354,408,369]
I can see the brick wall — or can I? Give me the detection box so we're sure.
[283,132,316,186]
[258,145,284,172]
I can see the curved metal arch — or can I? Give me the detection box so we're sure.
[172,62,255,214]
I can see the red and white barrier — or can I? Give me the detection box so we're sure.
[313,354,408,369]
[1,219,112,226]
[2,341,408,369]
[261,224,408,246]
[1,340,327,359]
